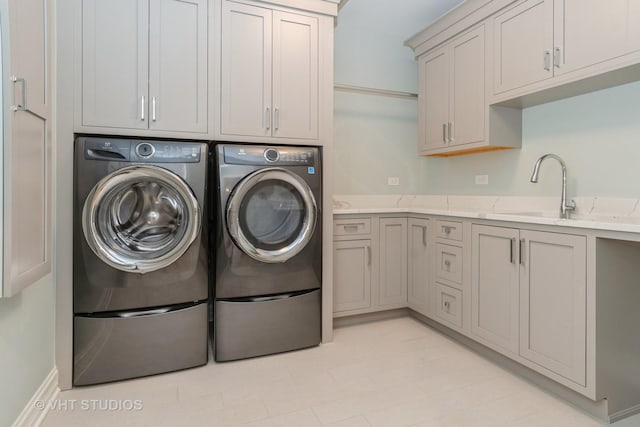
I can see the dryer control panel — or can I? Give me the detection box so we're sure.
[82,137,202,163]
[223,145,317,166]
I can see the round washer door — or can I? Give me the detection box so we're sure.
[226,167,317,263]
[82,165,201,273]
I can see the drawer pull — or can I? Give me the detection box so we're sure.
[343,224,360,232]
[444,300,451,311]
[444,259,451,270]
[442,226,452,235]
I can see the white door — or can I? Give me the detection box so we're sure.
[419,48,449,151]
[519,230,587,386]
[379,218,408,307]
[407,218,429,315]
[81,0,149,129]
[149,0,207,133]
[471,225,520,354]
[555,0,640,75]
[333,240,372,313]
[272,11,318,139]
[2,0,51,296]
[450,26,485,147]
[221,1,272,137]
[493,0,554,94]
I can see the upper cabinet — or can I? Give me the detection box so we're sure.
[417,24,521,156]
[220,0,319,140]
[79,0,208,134]
[493,0,640,100]
[1,0,51,297]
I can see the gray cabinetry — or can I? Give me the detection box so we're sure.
[80,0,208,133]
[471,224,587,386]
[379,218,407,308]
[1,0,52,297]
[407,218,429,315]
[333,239,372,313]
[220,0,318,140]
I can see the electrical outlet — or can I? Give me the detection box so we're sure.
[387,177,400,186]
[475,175,489,185]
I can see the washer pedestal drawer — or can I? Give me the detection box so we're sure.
[215,289,321,362]
[73,302,208,386]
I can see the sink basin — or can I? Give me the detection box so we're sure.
[493,211,561,219]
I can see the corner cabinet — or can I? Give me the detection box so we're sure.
[471,224,587,387]
[407,218,429,315]
[416,24,521,157]
[220,0,319,140]
[1,0,51,297]
[79,0,208,134]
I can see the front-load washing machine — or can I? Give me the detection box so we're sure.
[212,144,322,361]
[73,136,208,385]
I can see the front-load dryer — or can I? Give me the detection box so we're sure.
[73,136,208,385]
[212,144,322,361]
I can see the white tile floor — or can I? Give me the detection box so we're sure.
[43,317,640,426]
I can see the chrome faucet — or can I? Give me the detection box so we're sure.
[530,154,576,219]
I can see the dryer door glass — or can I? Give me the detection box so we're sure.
[82,165,201,273]
[227,168,317,263]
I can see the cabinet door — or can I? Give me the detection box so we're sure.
[471,225,519,354]
[519,230,586,386]
[407,218,429,314]
[493,0,554,94]
[149,0,207,133]
[555,0,640,75]
[419,48,449,152]
[220,1,272,137]
[379,218,408,307]
[272,11,318,139]
[333,240,372,313]
[450,26,485,147]
[82,0,149,129]
[2,0,51,297]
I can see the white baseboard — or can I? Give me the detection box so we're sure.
[12,368,60,427]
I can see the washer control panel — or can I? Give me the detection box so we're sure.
[224,145,317,166]
[83,138,202,163]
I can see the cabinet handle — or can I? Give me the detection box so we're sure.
[444,259,451,270]
[10,76,27,112]
[151,96,157,122]
[367,246,371,266]
[553,47,562,68]
[140,95,145,121]
[544,50,551,71]
[442,123,447,143]
[343,224,359,232]
[265,107,271,131]
[444,300,451,311]
[442,226,452,235]
[274,107,279,131]
[448,122,454,143]
[422,226,427,246]
[519,238,525,265]
[510,238,516,264]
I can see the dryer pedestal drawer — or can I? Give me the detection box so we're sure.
[73,302,208,386]
[215,289,321,361]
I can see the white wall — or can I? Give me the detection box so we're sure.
[423,81,640,198]
[333,0,462,195]
[0,275,55,427]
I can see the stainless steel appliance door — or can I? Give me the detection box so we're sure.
[226,167,317,263]
[82,165,201,273]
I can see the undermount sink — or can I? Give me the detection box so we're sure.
[493,211,561,219]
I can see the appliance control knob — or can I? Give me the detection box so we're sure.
[136,142,155,158]
[264,148,279,162]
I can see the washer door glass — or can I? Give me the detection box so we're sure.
[82,165,201,273]
[227,168,317,263]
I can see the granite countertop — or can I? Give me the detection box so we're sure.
[332,194,640,234]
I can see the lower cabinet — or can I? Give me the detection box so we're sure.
[407,218,429,314]
[333,239,372,313]
[333,215,407,317]
[471,224,587,387]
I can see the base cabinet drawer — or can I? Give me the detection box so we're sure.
[436,243,463,284]
[434,282,462,328]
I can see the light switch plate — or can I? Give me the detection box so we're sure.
[475,175,489,185]
[387,177,400,186]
